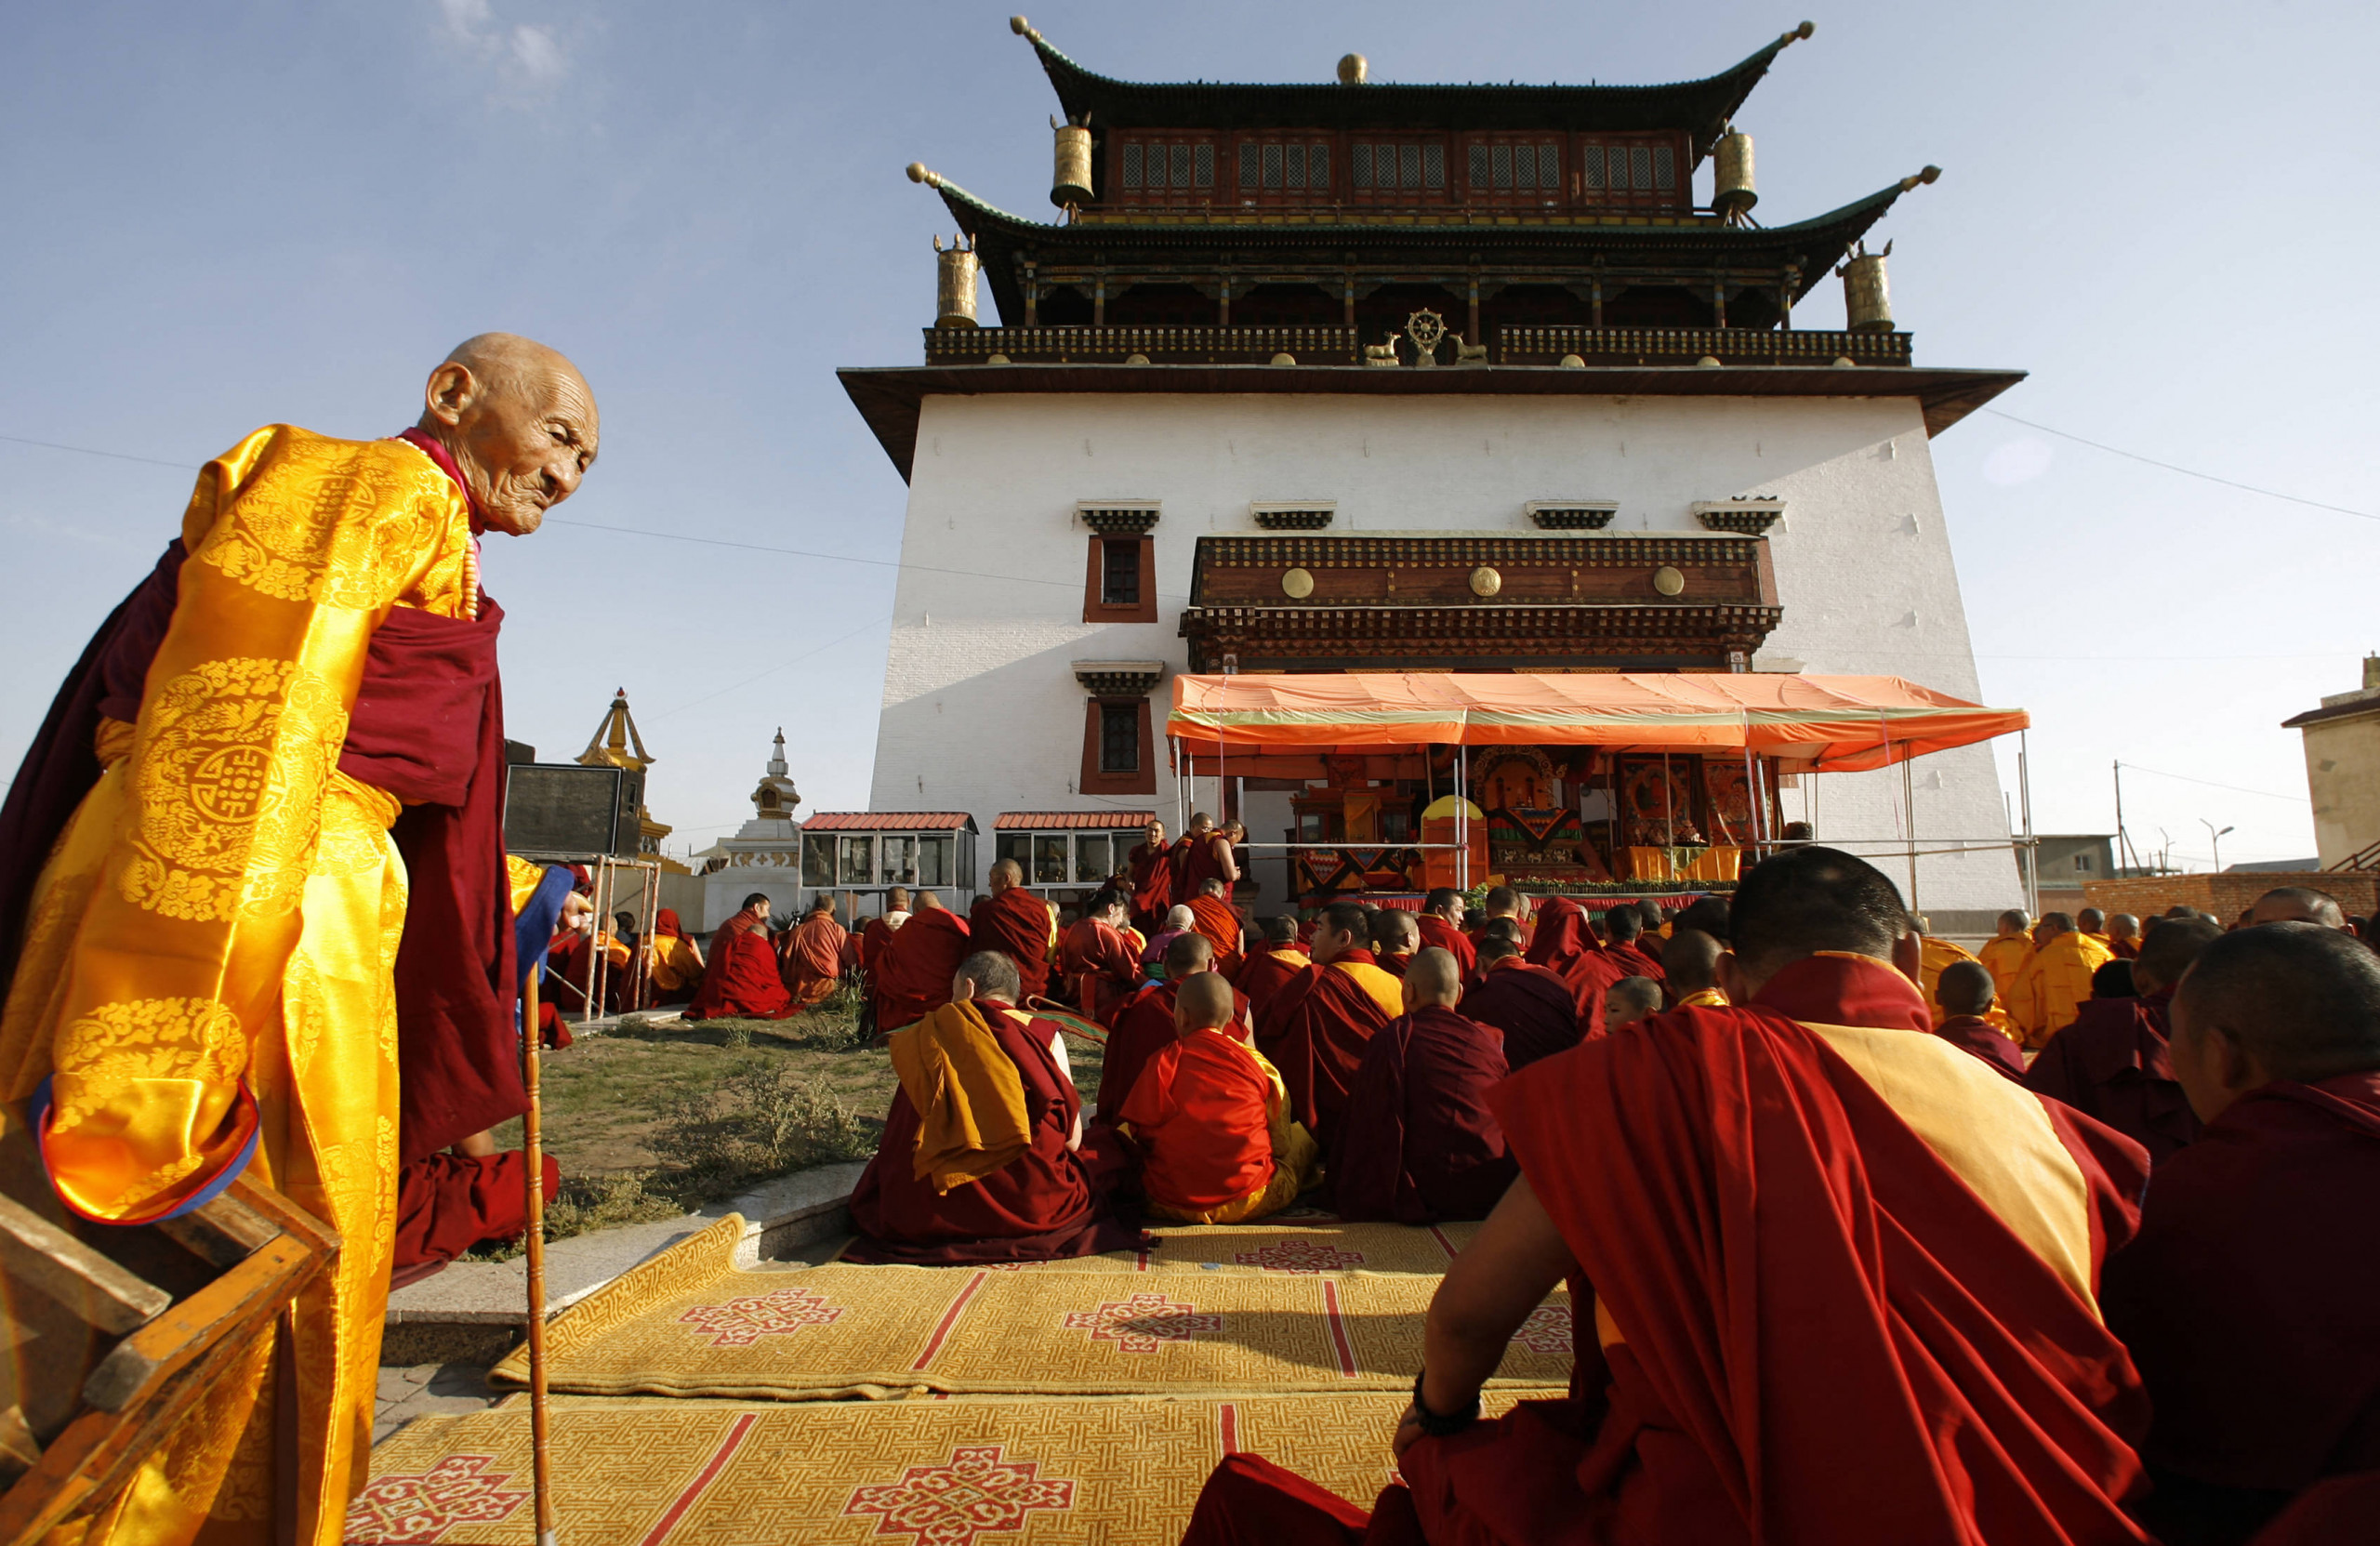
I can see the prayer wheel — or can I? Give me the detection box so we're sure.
[1839,243,1893,333]
[1713,129,1756,222]
[1051,118,1093,207]
[933,237,979,329]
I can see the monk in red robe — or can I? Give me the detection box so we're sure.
[1125,819,1179,933]
[1660,927,1728,1008]
[1527,896,1629,1036]
[1600,903,1666,984]
[1466,885,1532,952]
[1332,948,1518,1224]
[1461,936,1581,1070]
[779,894,849,1010]
[1369,909,1419,980]
[2026,916,2219,1166]
[2107,911,2142,960]
[684,892,797,1021]
[1933,959,2029,1083]
[1184,877,1246,976]
[969,859,1058,1001]
[1060,888,1144,1028]
[1187,846,2156,1546]
[2104,922,2380,1546]
[1179,812,1236,896]
[1416,888,1477,978]
[1118,972,1316,1224]
[1097,933,1248,1126]
[1232,915,1312,1016]
[872,891,972,1033]
[857,886,912,976]
[1253,901,1402,1149]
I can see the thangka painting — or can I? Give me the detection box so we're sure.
[1701,760,1755,846]
[1618,758,1705,847]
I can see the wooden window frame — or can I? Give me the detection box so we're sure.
[1082,535,1157,624]
[1080,696,1156,796]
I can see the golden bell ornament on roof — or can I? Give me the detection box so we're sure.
[1838,240,1894,334]
[1713,129,1756,223]
[932,235,980,329]
[1051,116,1093,208]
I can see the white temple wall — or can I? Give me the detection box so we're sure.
[871,389,2023,922]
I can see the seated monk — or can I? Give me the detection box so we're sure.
[2107,911,2142,960]
[1527,896,1630,1037]
[392,1146,561,1287]
[1332,948,1519,1224]
[780,894,849,1010]
[684,892,796,1021]
[1185,878,1246,977]
[847,951,1144,1264]
[872,890,972,1033]
[1187,845,2158,1546]
[857,886,912,976]
[1662,927,1728,1008]
[641,907,705,1007]
[2014,911,2116,1049]
[1118,972,1318,1224]
[1466,885,1532,950]
[1416,888,1477,978]
[2079,905,2112,950]
[1370,909,1420,980]
[1142,904,1197,971]
[1599,905,1664,984]
[1461,936,1581,1071]
[971,860,1059,1002]
[2104,923,2380,1546]
[1231,915,1311,1015]
[1126,818,1179,934]
[1098,933,1248,1126]
[1601,974,1662,1033]
[1253,902,1403,1150]
[2024,917,2220,1167]
[1911,918,1982,1028]
[1934,959,2028,1083]
[1978,907,2035,1004]
[1060,886,1144,1028]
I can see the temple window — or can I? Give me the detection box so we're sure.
[800,834,834,887]
[1577,134,1686,208]
[836,836,875,886]
[1116,136,1218,200]
[1350,139,1447,195]
[1101,539,1141,606]
[1465,138,1563,198]
[1099,701,1140,773]
[1082,534,1157,624]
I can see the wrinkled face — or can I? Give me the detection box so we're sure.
[430,360,598,535]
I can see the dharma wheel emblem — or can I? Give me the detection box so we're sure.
[1280,567,1316,599]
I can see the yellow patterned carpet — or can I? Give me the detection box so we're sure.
[352,1393,1532,1545]
[490,1217,1570,1400]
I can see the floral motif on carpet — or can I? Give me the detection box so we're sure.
[1061,1292,1224,1355]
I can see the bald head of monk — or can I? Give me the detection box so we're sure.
[1260,915,1299,945]
[950,949,1023,1005]
[2035,912,2074,945]
[1996,908,2031,938]
[2135,916,2221,997]
[1197,878,1227,899]
[2250,886,2347,929]
[2079,907,2106,935]
[1165,930,1215,979]
[2171,922,2380,1121]
[416,333,596,536]
[1174,971,1238,1038]
[1723,846,1912,999]
[1164,905,1197,932]
[1605,905,1643,945]
[1477,935,1523,968]
[1373,910,1419,955]
[1673,896,1730,943]
[918,891,944,912]
[1662,928,1724,998]
[988,859,1024,893]
[1937,959,1997,1019]
[885,887,912,914]
[1400,947,1463,1015]
[1188,812,1214,837]
[1605,975,1663,1030]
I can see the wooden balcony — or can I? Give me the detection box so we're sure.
[919,324,1912,368]
[1496,325,1912,367]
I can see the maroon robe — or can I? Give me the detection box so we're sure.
[1936,1015,2028,1083]
[391,1152,560,1288]
[1415,914,1477,977]
[1230,945,1310,1019]
[1606,938,1666,984]
[685,908,796,1021]
[1181,833,1232,895]
[969,887,1056,1000]
[1125,840,1177,933]
[845,999,1143,1264]
[1524,897,1595,977]
[2104,1071,2380,1541]
[2023,990,2202,1167]
[873,907,972,1031]
[1463,958,1584,1071]
[1252,954,1396,1148]
[1098,978,1249,1127]
[1058,918,1141,1027]
[1330,1005,1517,1223]
[1374,950,1415,981]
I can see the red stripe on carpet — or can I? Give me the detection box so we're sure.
[909,1271,989,1371]
[1136,1249,1150,1273]
[1428,1225,1458,1260]
[1321,1280,1358,1378]
[637,1411,758,1546]
[1219,1401,1240,1456]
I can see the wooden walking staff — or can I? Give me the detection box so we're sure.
[521,965,559,1546]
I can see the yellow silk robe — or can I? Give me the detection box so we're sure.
[2012,932,2117,1050]
[0,426,476,1546]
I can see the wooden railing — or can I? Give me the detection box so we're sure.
[1497,325,1913,367]
[919,324,1916,368]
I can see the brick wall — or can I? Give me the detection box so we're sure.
[2082,872,2380,922]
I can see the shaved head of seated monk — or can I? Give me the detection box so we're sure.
[416,332,598,536]
[1164,904,1196,931]
[885,887,911,915]
[1662,929,1726,1004]
[1176,971,1238,1037]
[1400,946,1462,1011]
[1479,885,1523,923]
[918,891,944,911]
[2092,959,2135,998]
[1937,959,1995,1018]
[1605,905,1644,944]
[743,892,773,923]
[1477,935,1521,967]
[1373,910,1419,956]
[1999,908,2033,935]
[988,859,1024,892]
[808,895,836,918]
[2250,886,2348,929]
[1673,896,1729,942]
[1332,946,1518,1223]
[2110,912,2139,940]
[2035,911,2074,945]
[951,949,1023,1005]
[1931,959,2027,1082]
[1603,975,1661,1030]
[1260,915,1299,945]
[1424,887,1467,927]
[1197,878,1226,898]
[2105,923,2380,1541]
[2080,907,2107,935]
[1479,917,1522,946]
[1167,930,1216,978]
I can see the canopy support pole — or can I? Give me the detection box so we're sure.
[2019,730,2039,918]
[1454,737,1470,891]
[1902,755,1920,916]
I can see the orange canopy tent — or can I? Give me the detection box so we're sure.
[1166,672,2028,773]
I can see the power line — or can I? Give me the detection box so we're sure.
[2115,760,2310,805]
[645,615,891,721]
[1980,408,2377,524]
[0,432,192,469]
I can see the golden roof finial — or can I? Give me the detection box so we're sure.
[576,689,654,772]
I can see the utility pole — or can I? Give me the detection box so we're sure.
[2200,819,2234,875]
[2113,760,2139,875]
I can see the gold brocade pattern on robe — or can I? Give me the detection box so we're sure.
[0,425,475,1546]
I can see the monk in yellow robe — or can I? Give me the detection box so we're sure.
[2014,911,2116,1048]
[0,334,597,1546]
[1911,919,1981,1028]
[1978,908,2034,1005]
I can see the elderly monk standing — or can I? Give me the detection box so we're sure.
[2013,911,2115,1049]
[1184,846,2157,1546]
[2104,924,2380,1546]
[1332,949,1517,1224]
[1183,877,1246,977]
[1252,901,1402,1149]
[685,892,796,1021]
[1059,887,1143,1028]
[872,891,972,1034]
[847,951,1143,1264]
[781,894,849,1011]
[970,860,1058,1002]
[1125,818,1178,933]
[1461,936,1581,1070]
[2025,916,2220,1167]
[0,335,596,1546]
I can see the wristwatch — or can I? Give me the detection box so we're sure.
[1408,1368,1481,1437]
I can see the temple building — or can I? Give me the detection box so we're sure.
[692,730,806,926]
[576,689,682,867]
[840,19,2027,929]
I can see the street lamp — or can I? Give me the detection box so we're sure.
[2201,819,2235,874]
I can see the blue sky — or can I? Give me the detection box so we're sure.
[4,0,2372,872]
